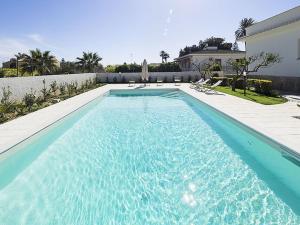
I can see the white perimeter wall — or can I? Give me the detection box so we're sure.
[0,72,203,101]
[96,71,199,83]
[0,73,96,100]
[246,20,300,77]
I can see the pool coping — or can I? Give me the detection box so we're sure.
[0,83,300,158]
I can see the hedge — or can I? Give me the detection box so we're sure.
[210,77,273,96]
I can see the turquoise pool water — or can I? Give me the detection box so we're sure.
[0,89,300,224]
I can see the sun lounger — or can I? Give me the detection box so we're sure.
[191,78,209,89]
[194,79,210,90]
[157,77,164,86]
[174,76,181,86]
[190,78,204,88]
[128,80,135,87]
[202,80,222,94]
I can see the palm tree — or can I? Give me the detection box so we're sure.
[160,51,170,63]
[235,18,255,49]
[160,51,166,63]
[21,49,58,75]
[76,52,102,72]
[20,54,35,76]
[15,52,25,76]
[163,52,170,63]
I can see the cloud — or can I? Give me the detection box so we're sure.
[163,28,168,37]
[163,9,174,37]
[0,34,59,63]
[26,33,44,44]
[0,38,30,62]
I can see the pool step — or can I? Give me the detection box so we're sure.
[160,91,182,99]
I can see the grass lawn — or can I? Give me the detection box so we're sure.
[215,86,288,105]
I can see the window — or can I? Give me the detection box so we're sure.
[215,59,222,65]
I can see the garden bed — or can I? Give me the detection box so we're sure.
[215,86,287,105]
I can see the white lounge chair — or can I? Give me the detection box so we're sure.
[194,79,210,90]
[174,76,181,86]
[190,78,204,88]
[128,80,135,87]
[157,77,163,86]
[202,80,222,94]
[191,78,209,89]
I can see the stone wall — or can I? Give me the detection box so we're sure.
[0,73,96,100]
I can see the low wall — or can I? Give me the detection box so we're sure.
[0,73,96,100]
[96,71,200,83]
[0,71,204,101]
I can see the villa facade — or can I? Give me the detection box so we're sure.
[174,50,245,73]
[239,6,300,91]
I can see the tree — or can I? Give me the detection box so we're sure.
[204,37,225,47]
[179,37,233,57]
[232,41,239,51]
[15,52,25,76]
[20,49,58,75]
[160,51,170,63]
[59,58,78,74]
[227,52,281,94]
[163,52,170,62]
[235,18,255,39]
[192,58,221,79]
[235,18,255,49]
[76,52,102,73]
[20,53,35,76]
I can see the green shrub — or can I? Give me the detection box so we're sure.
[41,79,50,101]
[59,83,66,95]
[148,62,181,72]
[50,81,58,94]
[2,68,17,77]
[15,103,26,115]
[73,81,78,93]
[23,90,36,112]
[235,79,244,89]
[1,86,15,113]
[211,64,221,72]
[67,83,75,96]
[253,80,272,95]
[105,65,117,73]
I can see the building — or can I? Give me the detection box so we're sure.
[239,6,300,91]
[2,58,17,68]
[175,48,245,74]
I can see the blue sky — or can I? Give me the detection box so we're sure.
[0,0,299,65]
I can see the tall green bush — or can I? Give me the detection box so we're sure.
[23,89,36,112]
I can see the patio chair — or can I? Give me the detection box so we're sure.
[157,77,164,86]
[202,80,222,94]
[190,78,204,89]
[128,80,135,87]
[174,76,181,86]
[194,79,210,90]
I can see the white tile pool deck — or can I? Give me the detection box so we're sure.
[0,83,300,157]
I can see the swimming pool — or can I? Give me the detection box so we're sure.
[0,89,299,224]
